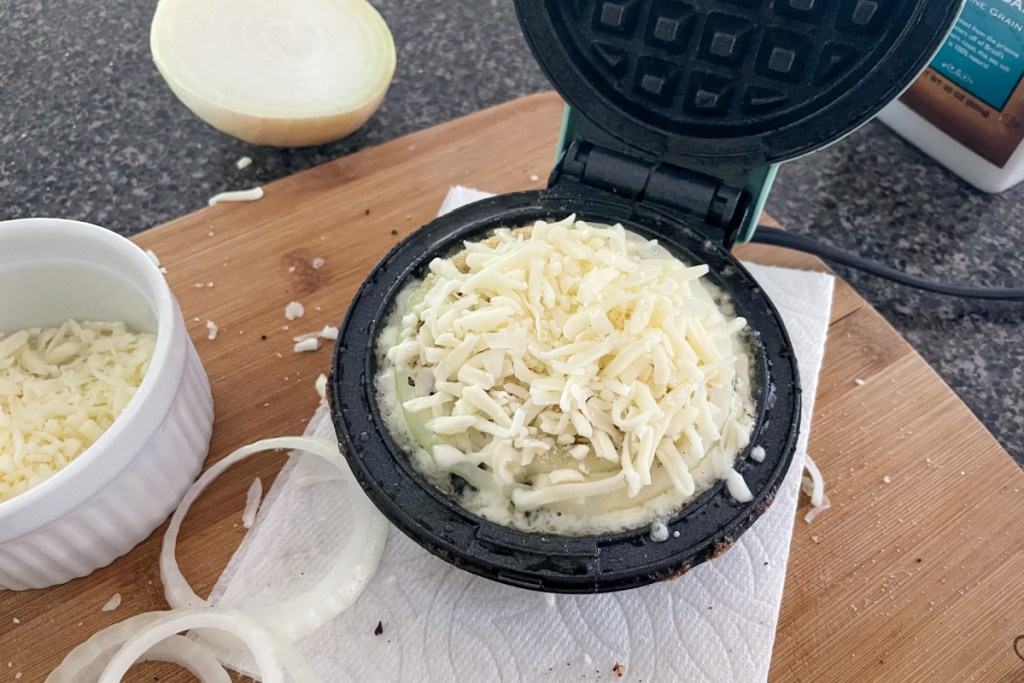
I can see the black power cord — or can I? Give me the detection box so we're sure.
[751,226,1024,301]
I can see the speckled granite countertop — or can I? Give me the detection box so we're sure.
[1,1,1020,465]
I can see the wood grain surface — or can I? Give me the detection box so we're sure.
[1,92,1021,682]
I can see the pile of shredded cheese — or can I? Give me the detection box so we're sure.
[378,216,757,534]
[0,320,156,503]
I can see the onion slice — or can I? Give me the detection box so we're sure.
[46,612,230,683]
[96,608,315,683]
[150,0,396,146]
[161,437,388,642]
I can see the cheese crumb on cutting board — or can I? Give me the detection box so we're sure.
[207,187,263,206]
[378,216,756,535]
[293,338,320,353]
[284,301,305,321]
[0,321,156,503]
[242,477,263,528]
[100,593,122,612]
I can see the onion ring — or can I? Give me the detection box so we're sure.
[96,608,300,683]
[160,437,388,642]
[46,612,229,683]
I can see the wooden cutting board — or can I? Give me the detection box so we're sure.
[2,92,1022,682]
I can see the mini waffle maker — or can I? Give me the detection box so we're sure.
[330,0,963,593]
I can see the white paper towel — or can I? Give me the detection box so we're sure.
[209,186,834,682]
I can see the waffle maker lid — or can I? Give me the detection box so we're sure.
[514,0,964,181]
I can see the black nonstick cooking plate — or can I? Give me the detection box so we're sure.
[330,187,800,593]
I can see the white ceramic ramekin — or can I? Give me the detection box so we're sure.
[0,218,214,590]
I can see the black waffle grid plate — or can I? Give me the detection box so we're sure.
[515,0,963,168]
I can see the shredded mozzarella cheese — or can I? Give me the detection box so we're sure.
[378,216,756,534]
[207,187,263,206]
[801,454,831,523]
[100,593,122,612]
[0,321,155,502]
[293,338,320,353]
[242,477,263,528]
[292,325,338,344]
[284,301,305,321]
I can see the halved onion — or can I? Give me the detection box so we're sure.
[95,608,318,683]
[161,437,388,643]
[151,0,396,146]
[46,612,230,683]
